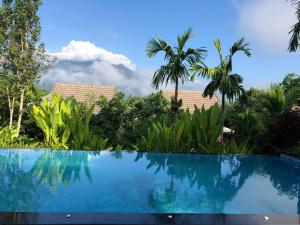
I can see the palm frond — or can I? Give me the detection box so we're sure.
[214,39,223,62]
[183,47,207,64]
[146,37,173,59]
[288,0,300,51]
[192,64,217,79]
[203,79,220,98]
[230,38,251,57]
[152,65,171,89]
[228,38,251,72]
[225,73,244,101]
[289,21,300,52]
[177,28,193,52]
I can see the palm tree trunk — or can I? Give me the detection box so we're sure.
[173,77,179,122]
[221,92,225,113]
[220,92,225,142]
[16,88,25,136]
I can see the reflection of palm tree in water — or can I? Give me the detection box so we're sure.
[137,152,257,213]
[30,150,95,189]
[0,150,40,213]
[262,158,300,214]
[0,149,96,213]
[147,174,178,212]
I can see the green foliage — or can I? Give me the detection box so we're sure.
[134,104,225,153]
[227,77,300,152]
[222,139,253,154]
[0,0,55,136]
[32,94,112,150]
[0,126,40,148]
[21,86,49,137]
[146,28,206,118]
[32,94,72,149]
[268,111,300,149]
[189,105,224,152]
[193,38,251,111]
[263,84,299,117]
[67,103,111,150]
[0,126,18,147]
[281,73,300,92]
[288,0,300,51]
[92,92,170,148]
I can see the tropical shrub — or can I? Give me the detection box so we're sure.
[0,126,18,147]
[91,92,170,147]
[263,84,299,117]
[32,94,72,149]
[227,81,300,151]
[281,73,300,94]
[133,121,188,152]
[0,126,40,148]
[189,104,224,152]
[226,107,265,143]
[222,139,253,154]
[67,103,111,150]
[134,104,225,153]
[268,110,300,149]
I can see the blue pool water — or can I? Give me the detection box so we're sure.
[0,149,299,215]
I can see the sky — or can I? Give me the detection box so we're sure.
[36,0,300,95]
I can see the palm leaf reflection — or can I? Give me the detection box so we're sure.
[30,150,96,189]
[262,158,300,214]
[136,152,257,213]
[0,150,40,212]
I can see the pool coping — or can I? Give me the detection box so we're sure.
[0,212,299,225]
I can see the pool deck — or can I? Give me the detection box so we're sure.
[0,212,299,225]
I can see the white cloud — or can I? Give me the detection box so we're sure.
[41,41,154,95]
[41,40,207,96]
[53,40,136,70]
[234,0,297,53]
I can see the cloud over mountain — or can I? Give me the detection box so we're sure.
[53,40,136,70]
[40,41,154,95]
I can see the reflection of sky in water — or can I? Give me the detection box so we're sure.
[0,149,299,215]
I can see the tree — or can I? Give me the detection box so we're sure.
[146,28,206,121]
[91,92,170,148]
[281,73,300,92]
[193,38,251,112]
[288,0,300,51]
[0,0,54,136]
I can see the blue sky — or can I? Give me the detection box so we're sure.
[37,0,299,93]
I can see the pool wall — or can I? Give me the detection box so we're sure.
[0,212,299,225]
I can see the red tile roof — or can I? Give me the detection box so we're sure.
[161,89,220,112]
[45,83,117,113]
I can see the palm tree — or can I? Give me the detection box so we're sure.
[288,0,300,52]
[193,38,251,112]
[146,28,206,120]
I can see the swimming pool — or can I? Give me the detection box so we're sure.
[0,149,299,224]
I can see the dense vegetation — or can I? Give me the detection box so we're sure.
[0,73,299,155]
[0,0,299,155]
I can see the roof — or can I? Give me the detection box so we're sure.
[45,83,117,113]
[161,89,220,111]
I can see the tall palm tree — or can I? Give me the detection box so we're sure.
[193,38,251,112]
[288,0,300,52]
[146,28,206,120]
